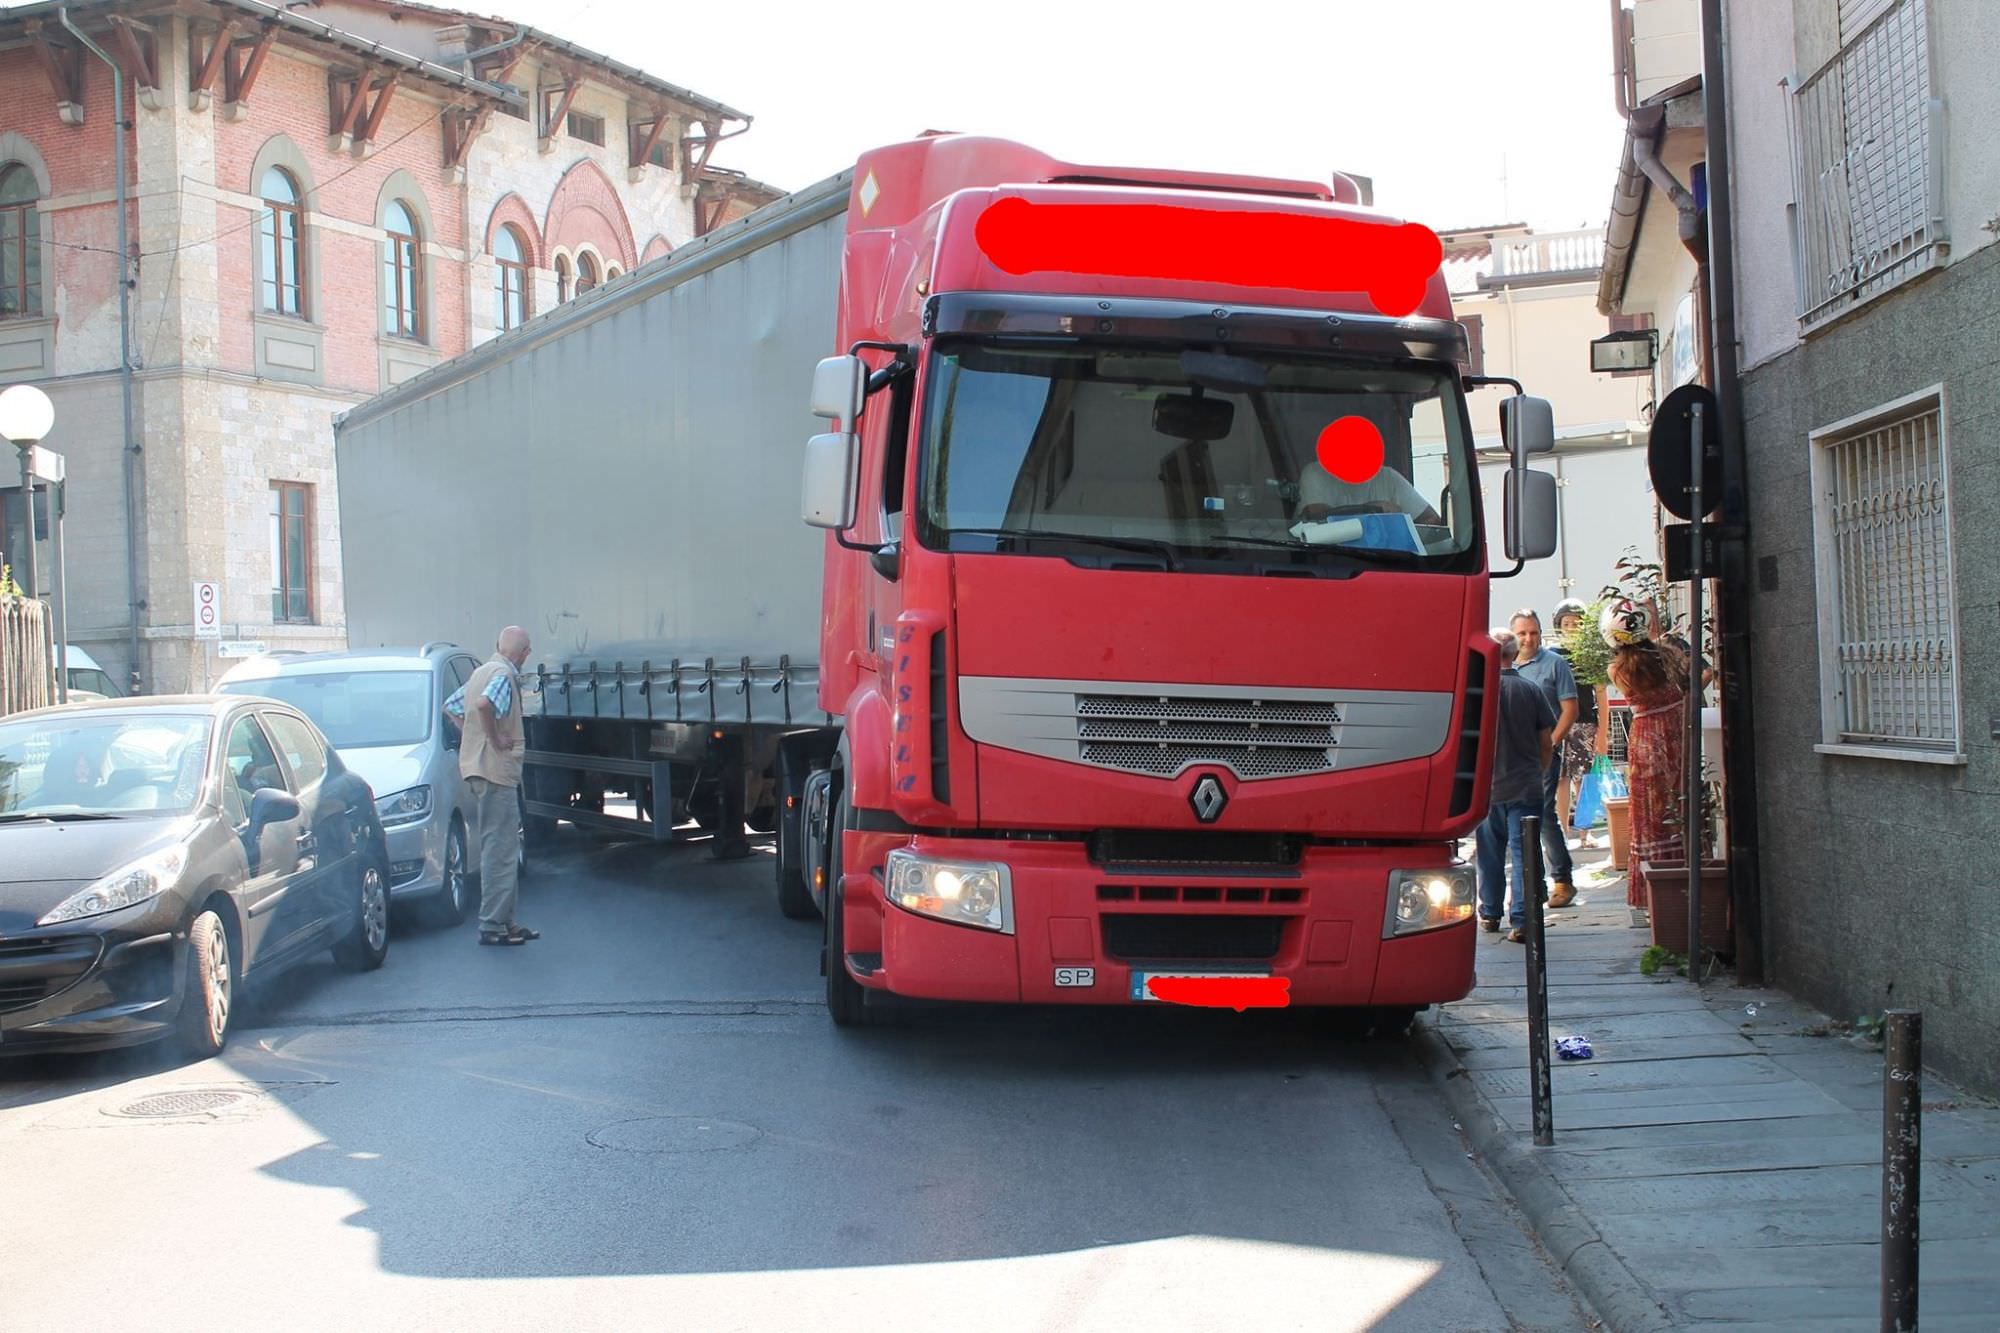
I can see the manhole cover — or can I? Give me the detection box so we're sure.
[586,1116,762,1154]
[108,1089,253,1119]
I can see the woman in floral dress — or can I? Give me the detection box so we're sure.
[1608,637,1688,909]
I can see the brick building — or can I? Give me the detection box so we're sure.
[0,0,780,692]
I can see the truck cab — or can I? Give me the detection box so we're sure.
[799,136,1556,1025]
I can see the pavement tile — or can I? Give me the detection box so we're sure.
[1416,870,2000,1328]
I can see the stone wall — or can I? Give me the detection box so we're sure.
[1740,240,2000,1093]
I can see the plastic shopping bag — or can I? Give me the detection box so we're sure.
[1598,755,1629,801]
[1571,766,1606,831]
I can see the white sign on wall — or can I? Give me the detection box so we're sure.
[219,641,267,659]
[192,580,221,639]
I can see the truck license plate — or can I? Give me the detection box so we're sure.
[1129,970,1269,1002]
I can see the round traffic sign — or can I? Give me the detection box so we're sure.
[1647,383,1725,521]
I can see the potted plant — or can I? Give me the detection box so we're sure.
[1641,772,1730,957]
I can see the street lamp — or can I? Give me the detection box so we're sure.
[0,383,56,599]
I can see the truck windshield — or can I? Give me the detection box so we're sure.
[918,342,1477,570]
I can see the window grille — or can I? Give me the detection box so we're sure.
[1787,0,1945,326]
[1812,390,1959,753]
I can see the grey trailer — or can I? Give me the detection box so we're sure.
[334,171,849,868]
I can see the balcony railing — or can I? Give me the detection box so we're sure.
[1483,229,1606,285]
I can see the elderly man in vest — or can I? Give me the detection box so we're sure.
[446,626,539,946]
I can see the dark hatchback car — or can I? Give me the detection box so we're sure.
[0,696,391,1060]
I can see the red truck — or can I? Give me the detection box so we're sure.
[797,135,1558,1026]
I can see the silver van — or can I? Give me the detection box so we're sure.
[216,643,511,926]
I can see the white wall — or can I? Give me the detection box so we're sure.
[1935,0,2000,267]
[1458,280,1651,435]
[1727,0,1802,371]
[1633,0,1703,98]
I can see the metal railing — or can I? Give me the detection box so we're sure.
[1823,395,1958,750]
[1787,0,1945,326]
[1,593,55,718]
[1486,229,1606,283]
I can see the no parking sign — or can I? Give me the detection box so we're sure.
[193,580,220,639]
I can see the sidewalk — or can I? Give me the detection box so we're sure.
[1415,846,2000,1331]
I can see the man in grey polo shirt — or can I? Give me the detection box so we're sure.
[1509,609,1579,907]
[1477,628,1557,940]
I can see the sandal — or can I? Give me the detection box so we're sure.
[478,930,528,947]
[507,924,540,941]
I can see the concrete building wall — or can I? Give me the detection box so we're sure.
[1726,0,2000,1092]
[2,11,732,694]
[1632,0,1701,99]
[1458,281,1653,433]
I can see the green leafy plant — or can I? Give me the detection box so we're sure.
[1639,945,1688,977]
[1560,595,1617,687]
[1855,1014,1887,1044]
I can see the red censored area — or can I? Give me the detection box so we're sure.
[974,196,1443,316]
[1144,976,1293,1011]
[1316,417,1385,484]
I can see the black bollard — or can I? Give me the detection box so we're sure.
[1523,814,1554,1147]
[1881,1009,1921,1332]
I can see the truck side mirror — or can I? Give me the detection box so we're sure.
[1503,467,1559,561]
[802,430,861,530]
[1500,395,1555,463]
[809,355,866,428]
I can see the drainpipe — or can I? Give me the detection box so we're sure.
[58,7,143,693]
[1700,0,1764,985]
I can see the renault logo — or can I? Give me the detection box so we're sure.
[1189,774,1228,824]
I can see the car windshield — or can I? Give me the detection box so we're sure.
[0,714,212,818]
[219,669,433,749]
[918,343,1476,570]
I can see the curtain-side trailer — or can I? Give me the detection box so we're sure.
[333,171,850,881]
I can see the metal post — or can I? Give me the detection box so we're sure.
[1882,1010,1921,1332]
[13,450,37,599]
[1523,813,1555,1146]
[51,479,68,703]
[1686,404,1706,976]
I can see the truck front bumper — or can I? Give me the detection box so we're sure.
[839,834,1475,1009]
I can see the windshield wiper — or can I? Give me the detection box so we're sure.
[1200,531,1427,565]
[0,811,129,824]
[945,527,1181,569]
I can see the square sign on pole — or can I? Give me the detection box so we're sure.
[193,580,221,640]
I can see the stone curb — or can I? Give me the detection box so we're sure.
[1412,1017,1679,1332]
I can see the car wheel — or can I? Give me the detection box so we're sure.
[824,787,870,1027]
[425,816,473,927]
[334,859,391,971]
[516,789,531,880]
[177,909,232,1059]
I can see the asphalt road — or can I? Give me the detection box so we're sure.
[0,829,1591,1332]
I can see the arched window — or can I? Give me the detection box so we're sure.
[554,253,572,303]
[258,166,305,316]
[382,199,423,339]
[0,162,41,319]
[494,224,529,331]
[604,265,621,283]
[575,252,599,294]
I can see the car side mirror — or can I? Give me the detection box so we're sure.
[1503,467,1559,561]
[809,355,866,427]
[1500,395,1556,462]
[248,788,301,829]
[802,430,861,530]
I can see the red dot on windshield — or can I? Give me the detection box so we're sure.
[1316,416,1385,485]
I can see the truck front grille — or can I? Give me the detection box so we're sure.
[1075,693,1337,778]
[1100,913,1286,962]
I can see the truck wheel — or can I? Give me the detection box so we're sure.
[823,788,869,1027]
[746,801,778,835]
[775,800,817,920]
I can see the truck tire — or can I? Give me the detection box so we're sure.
[775,801,817,920]
[823,787,870,1027]
[747,801,779,835]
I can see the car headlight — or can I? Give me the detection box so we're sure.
[38,843,190,926]
[884,850,1014,934]
[375,786,433,827]
[1384,867,1475,937]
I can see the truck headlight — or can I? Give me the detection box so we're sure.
[39,843,190,925]
[884,850,1014,934]
[1384,867,1475,937]
[375,785,433,828]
